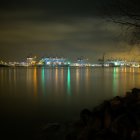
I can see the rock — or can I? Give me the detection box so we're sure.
[93,129,120,140]
[111,113,137,140]
[43,88,140,140]
[80,109,92,126]
[132,88,140,94]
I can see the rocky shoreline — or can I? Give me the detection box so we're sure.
[40,88,140,140]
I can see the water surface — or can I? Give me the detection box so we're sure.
[0,67,140,136]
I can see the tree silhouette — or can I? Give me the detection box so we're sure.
[106,0,140,44]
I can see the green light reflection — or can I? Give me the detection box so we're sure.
[67,67,71,95]
[113,68,117,96]
[41,67,46,95]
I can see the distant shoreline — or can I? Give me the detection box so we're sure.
[0,64,139,68]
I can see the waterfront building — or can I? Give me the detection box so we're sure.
[70,57,91,67]
[27,56,37,66]
[38,57,70,66]
[105,60,127,67]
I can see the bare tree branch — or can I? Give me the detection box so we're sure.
[106,0,140,44]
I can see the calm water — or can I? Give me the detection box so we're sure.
[0,67,140,136]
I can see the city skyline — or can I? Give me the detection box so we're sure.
[0,0,140,62]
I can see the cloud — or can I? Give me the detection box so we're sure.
[0,12,135,61]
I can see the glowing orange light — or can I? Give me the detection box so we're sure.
[33,67,37,96]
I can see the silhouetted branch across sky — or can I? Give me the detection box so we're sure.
[104,0,140,44]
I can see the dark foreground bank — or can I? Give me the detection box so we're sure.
[2,88,140,140]
[39,88,140,140]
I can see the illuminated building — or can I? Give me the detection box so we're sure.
[27,56,37,66]
[38,57,70,66]
[71,57,90,67]
[104,60,127,67]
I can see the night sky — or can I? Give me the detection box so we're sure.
[0,0,139,62]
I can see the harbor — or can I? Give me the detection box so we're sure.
[1,56,140,68]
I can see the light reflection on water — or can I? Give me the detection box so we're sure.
[67,67,71,95]
[41,67,45,95]
[33,67,37,97]
[113,67,118,96]
[1,67,140,123]
[76,68,80,94]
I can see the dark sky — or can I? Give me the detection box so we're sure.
[0,0,139,62]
